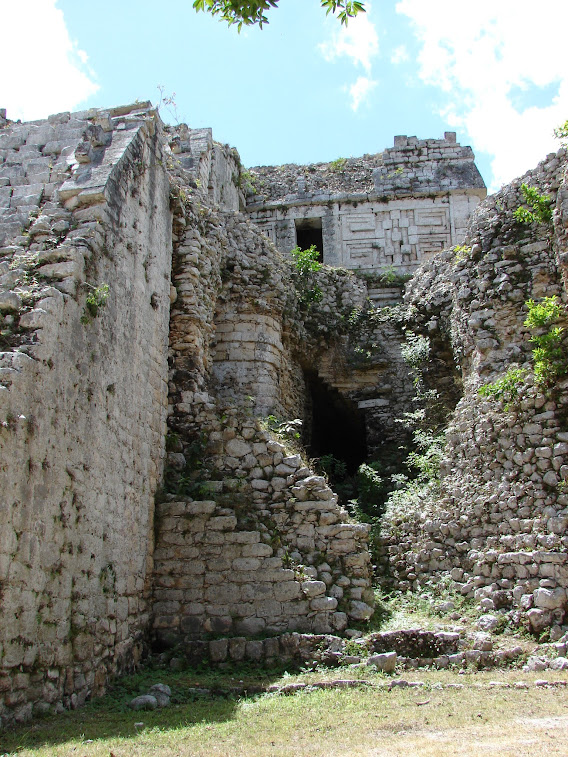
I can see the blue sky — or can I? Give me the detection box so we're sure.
[3,0,568,192]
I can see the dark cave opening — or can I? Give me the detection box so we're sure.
[295,218,323,261]
[304,371,367,475]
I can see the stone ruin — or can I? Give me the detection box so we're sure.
[247,132,486,274]
[0,100,567,725]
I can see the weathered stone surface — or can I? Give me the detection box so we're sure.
[301,581,327,598]
[225,439,252,458]
[2,97,566,727]
[0,291,21,312]
[0,103,172,726]
[476,615,500,632]
[367,652,397,673]
[129,695,158,711]
[149,684,171,707]
[534,588,566,610]
[348,601,374,621]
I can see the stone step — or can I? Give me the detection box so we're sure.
[367,286,404,307]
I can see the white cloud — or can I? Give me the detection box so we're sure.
[396,0,568,191]
[3,0,99,122]
[348,76,378,112]
[319,3,379,74]
[391,45,409,65]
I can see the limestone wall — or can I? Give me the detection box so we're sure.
[153,422,373,642]
[155,192,375,645]
[246,134,486,273]
[380,146,568,637]
[0,105,172,724]
[165,124,244,212]
[1,101,507,725]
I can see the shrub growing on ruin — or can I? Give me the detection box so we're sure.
[553,118,568,145]
[354,463,384,515]
[524,296,567,386]
[405,429,445,480]
[318,453,348,481]
[81,283,109,325]
[238,168,257,194]
[479,296,567,404]
[478,366,528,409]
[400,331,430,374]
[513,183,552,225]
[329,157,347,173]
[291,244,322,276]
[291,244,323,307]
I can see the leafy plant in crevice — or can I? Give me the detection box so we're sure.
[524,295,567,386]
[344,304,383,365]
[238,168,257,195]
[157,85,181,125]
[404,429,445,480]
[478,366,528,410]
[401,325,462,435]
[382,429,445,525]
[291,244,323,308]
[400,331,439,429]
[317,453,348,482]
[513,183,553,226]
[478,296,567,407]
[377,264,404,286]
[350,463,385,520]
[163,431,210,497]
[315,452,385,517]
[261,415,303,457]
[400,330,430,377]
[386,166,404,179]
[356,267,413,288]
[452,244,472,264]
[329,157,347,173]
[81,283,109,325]
[379,329,450,528]
[263,414,302,441]
[165,431,182,453]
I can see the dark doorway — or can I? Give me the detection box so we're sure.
[304,371,367,474]
[295,218,323,261]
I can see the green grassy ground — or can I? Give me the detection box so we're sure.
[2,666,568,757]
[2,589,566,756]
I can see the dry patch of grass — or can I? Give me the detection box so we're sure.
[2,669,567,757]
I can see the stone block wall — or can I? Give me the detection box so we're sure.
[0,104,172,725]
[157,185,376,646]
[153,424,373,642]
[379,146,568,637]
[165,124,244,212]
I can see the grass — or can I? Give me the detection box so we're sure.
[2,589,566,756]
[2,668,568,756]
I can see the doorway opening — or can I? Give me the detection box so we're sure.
[304,371,367,474]
[295,218,323,262]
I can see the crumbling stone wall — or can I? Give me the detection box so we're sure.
[380,146,568,638]
[246,133,486,273]
[0,104,172,725]
[166,124,244,212]
[11,96,568,727]
[154,189,375,644]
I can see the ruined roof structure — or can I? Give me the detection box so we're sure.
[1,102,568,728]
[246,133,486,272]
